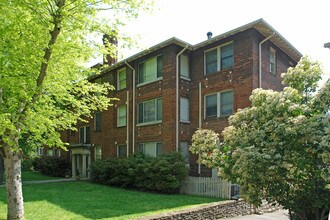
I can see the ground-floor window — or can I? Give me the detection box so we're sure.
[138,142,162,157]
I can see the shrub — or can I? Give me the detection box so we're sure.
[32,156,70,177]
[90,152,188,193]
[21,157,34,171]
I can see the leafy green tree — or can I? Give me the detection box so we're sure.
[192,57,330,220]
[0,1,151,219]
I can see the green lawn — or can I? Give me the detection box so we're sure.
[22,171,63,181]
[0,180,222,219]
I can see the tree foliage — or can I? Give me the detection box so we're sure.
[192,57,330,220]
[0,0,152,219]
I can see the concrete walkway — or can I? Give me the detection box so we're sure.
[218,210,289,220]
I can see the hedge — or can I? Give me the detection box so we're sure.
[32,156,70,177]
[90,152,188,193]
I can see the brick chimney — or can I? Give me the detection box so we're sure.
[102,34,118,66]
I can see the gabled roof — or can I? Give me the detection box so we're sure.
[194,18,302,62]
[100,18,302,74]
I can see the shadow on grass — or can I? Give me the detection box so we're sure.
[0,181,221,219]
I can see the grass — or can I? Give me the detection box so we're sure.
[21,171,63,181]
[0,174,222,220]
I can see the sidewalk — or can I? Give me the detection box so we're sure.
[218,210,289,220]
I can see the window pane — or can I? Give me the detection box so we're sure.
[220,91,233,116]
[144,142,156,157]
[180,55,189,78]
[117,106,126,127]
[221,44,233,70]
[95,146,102,160]
[94,112,102,131]
[79,127,84,143]
[118,69,126,90]
[156,142,163,156]
[145,58,157,82]
[144,100,156,123]
[179,142,189,164]
[205,49,217,74]
[180,97,189,122]
[85,126,90,144]
[118,145,127,157]
[206,94,217,117]
[157,98,162,121]
[138,63,145,84]
[157,56,163,78]
[138,143,144,154]
[138,103,144,123]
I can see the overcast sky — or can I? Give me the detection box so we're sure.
[113,0,330,83]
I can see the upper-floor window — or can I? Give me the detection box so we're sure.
[117,68,126,90]
[138,142,163,157]
[94,112,102,131]
[117,105,127,127]
[205,90,234,118]
[117,144,127,157]
[138,55,162,85]
[205,43,233,75]
[138,97,162,125]
[270,47,276,74]
[180,55,189,79]
[180,97,190,122]
[79,125,90,144]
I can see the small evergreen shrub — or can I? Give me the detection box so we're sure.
[32,156,70,177]
[90,152,188,193]
[21,157,34,171]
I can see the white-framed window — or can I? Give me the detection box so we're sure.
[180,97,190,122]
[138,97,162,125]
[138,142,163,157]
[270,47,276,74]
[117,68,126,90]
[36,147,43,156]
[79,126,90,144]
[179,142,190,165]
[180,55,189,79]
[205,42,233,75]
[95,146,102,160]
[94,112,102,131]
[138,55,162,85]
[117,105,127,127]
[117,144,127,157]
[205,90,234,118]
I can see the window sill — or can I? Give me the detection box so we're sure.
[117,88,126,91]
[117,125,126,128]
[137,121,162,127]
[180,76,191,81]
[137,77,162,88]
[180,120,190,124]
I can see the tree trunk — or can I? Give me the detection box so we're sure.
[4,146,24,220]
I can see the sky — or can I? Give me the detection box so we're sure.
[109,0,330,83]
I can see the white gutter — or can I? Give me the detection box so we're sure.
[125,61,136,154]
[198,82,202,175]
[126,90,129,157]
[176,45,189,151]
[259,32,275,88]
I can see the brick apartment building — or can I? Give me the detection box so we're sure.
[54,19,301,179]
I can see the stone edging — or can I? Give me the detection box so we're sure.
[136,199,281,220]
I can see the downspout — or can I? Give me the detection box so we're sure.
[176,45,189,151]
[198,82,202,176]
[126,91,129,157]
[259,32,275,88]
[125,61,135,154]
